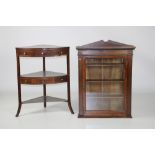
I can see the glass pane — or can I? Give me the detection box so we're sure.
[85,58,125,112]
[86,58,123,64]
[86,81,124,111]
[86,65,124,80]
[86,97,124,111]
[86,81,124,96]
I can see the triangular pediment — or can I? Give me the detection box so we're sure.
[76,40,135,50]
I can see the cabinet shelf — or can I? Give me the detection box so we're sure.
[86,79,124,82]
[86,63,124,66]
[86,93,124,98]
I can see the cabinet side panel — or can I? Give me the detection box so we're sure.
[127,54,133,117]
[78,56,84,116]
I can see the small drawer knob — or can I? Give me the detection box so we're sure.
[24,52,26,55]
[59,51,62,55]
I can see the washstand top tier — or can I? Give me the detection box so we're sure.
[16,44,69,49]
[16,45,69,57]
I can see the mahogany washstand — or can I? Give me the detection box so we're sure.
[16,45,74,117]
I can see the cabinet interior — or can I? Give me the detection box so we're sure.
[86,58,125,112]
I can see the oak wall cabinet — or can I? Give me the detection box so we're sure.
[77,40,135,118]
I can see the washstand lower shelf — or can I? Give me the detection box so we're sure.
[22,96,67,104]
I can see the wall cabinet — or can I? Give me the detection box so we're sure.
[77,40,135,118]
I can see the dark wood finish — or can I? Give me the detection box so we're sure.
[22,96,67,104]
[77,40,135,118]
[77,40,135,50]
[43,57,46,108]
[16,56,22,117]
[20,71,67,84]
[66,50,74,114]
[15,45,74,117]
[16,45,68,57]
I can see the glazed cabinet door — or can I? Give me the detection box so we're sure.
[85,57,127,116]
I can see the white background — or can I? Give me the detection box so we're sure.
[0,26,155,154]
[0,0,155,155]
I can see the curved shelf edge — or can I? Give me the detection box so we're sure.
[20,71,68,85]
